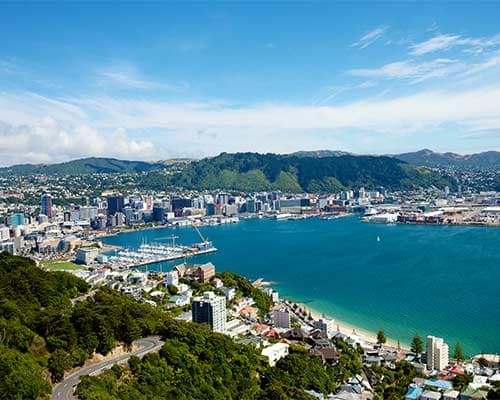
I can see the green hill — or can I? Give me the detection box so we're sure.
[0,157,165,175]
[393,149,500,169]
[172,152,456,192]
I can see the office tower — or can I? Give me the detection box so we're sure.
[427,335,449,371]
[192,291,226,333]
[40,193,53,218]
[107,194,124,215]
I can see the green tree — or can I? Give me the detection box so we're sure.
[167,284,178,295]
[411,333,424,358]
[377,329,387,347]
[454,342,465,363]
[48,349,73,382]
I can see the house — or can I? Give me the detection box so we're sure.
[328,392,361,400]
[261,343,289,366]
[442,390,459,400]
[212,277,223,289]
[173,263,187,278]
[424,379,452,392]
[222,286,236,301]
[233,297,255,312]
[310,347,339,365]
[240,305,259,320]
[420,390,442,400]
[460,385,488,400]
[283,328,307,341]
[405,387,423,400]
[169,291,192,307]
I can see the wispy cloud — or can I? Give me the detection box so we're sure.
[410,33,500,55]
[347,58,461,83]
[96,63,188,92]
[351,26,388,49]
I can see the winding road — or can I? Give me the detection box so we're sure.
[52,337,165,400]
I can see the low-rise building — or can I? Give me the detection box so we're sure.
[75,247,98,264]
[271,309,291,329]
[420,390,442,400]
[442,390,460,400]
[261,342,289,366]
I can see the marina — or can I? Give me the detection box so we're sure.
[108,225,218,268]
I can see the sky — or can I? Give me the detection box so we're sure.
[1,2,500,165]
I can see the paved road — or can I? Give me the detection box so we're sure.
[52,337,164,400]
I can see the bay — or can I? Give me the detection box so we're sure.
[101,216,500,356]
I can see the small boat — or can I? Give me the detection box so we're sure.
[377,235,381,242]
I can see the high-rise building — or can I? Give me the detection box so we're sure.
[107,194,124,216]
[40,194,53,218]
[427,336,449,371]
[8,213,25,227]
[192,291,226,333]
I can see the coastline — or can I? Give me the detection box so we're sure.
[294,300,411,352]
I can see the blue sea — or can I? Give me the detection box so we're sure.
[101,217,500,356]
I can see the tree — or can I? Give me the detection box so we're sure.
[167,284,178,295]
[411,334,424,358]
[454,342,465,363]
[377,329,387,347]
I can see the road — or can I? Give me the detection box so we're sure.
[52,337,164,400]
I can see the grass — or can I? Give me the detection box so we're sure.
[42,260,85,271]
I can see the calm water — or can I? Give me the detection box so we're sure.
[102,217,500,356]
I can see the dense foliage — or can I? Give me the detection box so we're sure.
[171,152,456,192]
[0,253,169,399]
[0,157,165,175]
[76,319,366,400]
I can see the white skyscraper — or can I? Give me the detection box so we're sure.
[192,291,226,333]
[427,335,449,371]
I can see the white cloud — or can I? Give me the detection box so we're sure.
[410,34,461,55]
[347,58,460,82]
[351,26,388,49]
[0,118,158,166]
[410,33,500,55]
[1,83,500,165]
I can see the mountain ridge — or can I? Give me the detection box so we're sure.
[290,148,500,169]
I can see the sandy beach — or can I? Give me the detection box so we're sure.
[295,301,411,352]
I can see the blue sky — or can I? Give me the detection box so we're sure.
[1,2,500,165]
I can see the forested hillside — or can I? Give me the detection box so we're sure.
[171,152,455,192]
[0,253,168,399]
[0,157,165,175]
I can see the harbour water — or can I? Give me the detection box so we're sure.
[101,216,500,356]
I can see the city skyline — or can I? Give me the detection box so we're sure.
[1,2,500,165]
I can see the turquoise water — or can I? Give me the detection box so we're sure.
[101,217,500,356]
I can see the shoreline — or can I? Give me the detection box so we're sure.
[293,300,411,352]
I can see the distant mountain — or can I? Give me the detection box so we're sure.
[393,149,500,169]
[0,157,165,175]
[171,152,455,192]
[290,150,353,158]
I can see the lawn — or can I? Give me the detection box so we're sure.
[42,260,85,271]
